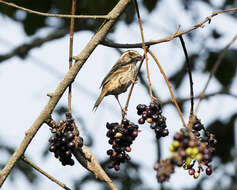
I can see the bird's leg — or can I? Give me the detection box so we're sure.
[115,95,127,115]
[131,77,138,84]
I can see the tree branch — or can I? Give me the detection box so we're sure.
[73,146,117,190]
[67,0,76,113]
[178,35,194,124]
[0,28,69,63]
[100,7,237,48]
[0,0,131,187]
[148,49,186,127]
[45,118,117,190]
[194,33,237,114]
[162,91,237,106]
[0,0,113,20]
[21,156,71,190]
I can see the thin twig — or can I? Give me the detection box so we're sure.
[21,156,71,190]
[178,36,194,121]
[122,54,146,120]
[1,8,236,64]
[0,29,70,63]
[68,0,76,113]
[194,33,237,114]
[162,90,237,106]
[133,0,153,102]
[45,118,117,190]
[73,146,117,190]
[101,7,237,48]
[0,0,130,187]
[0,0,112,20]
[148,49,186,127]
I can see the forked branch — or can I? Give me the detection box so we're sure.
[0,0,131,187]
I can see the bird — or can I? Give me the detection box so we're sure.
[93,50,142,113]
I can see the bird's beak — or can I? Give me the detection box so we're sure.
[136,55,142,61]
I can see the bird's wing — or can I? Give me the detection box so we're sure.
[100,59,133,88]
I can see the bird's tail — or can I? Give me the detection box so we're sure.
[93,90,106,111]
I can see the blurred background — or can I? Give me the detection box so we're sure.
[0,0,237,190]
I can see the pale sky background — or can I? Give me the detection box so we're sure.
[0,0,237,190]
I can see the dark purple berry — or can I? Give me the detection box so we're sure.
[61,137,67,144]
[114,164,120,171]
[107,149,113,155]
[206,167,212,175]
[67,141,75,149]
[69,159,74,166]
[122,119,129,126]
[161,129,169,137]
[150,122,157,129]
[49,136,57,143]
[149,103,157,111]
[132,130,138,138]
[65,150,72,157]
[49,145,56,152]
[106,122,112,129]
[142,111,147,119]
[138,118,145,124]
[66,132,74,141]
[152,114,159,121]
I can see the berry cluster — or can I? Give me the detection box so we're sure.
[154,159,174,183]
[106,119,139,171]
[136,101,168,139]
[48,112,83,166]
[167,118,217,179]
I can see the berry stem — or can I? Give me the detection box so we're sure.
[179,35,194,116]
[21,156,71,190]
[133,0,153,102]
[122,55,145,120]
[148,49,187,127]
[68,0,76,113]
[194,34,237,115]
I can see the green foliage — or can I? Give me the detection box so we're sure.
[142,0,159,12]
[207,113,237,163]
[169,54,197,89]
[0,141,38,184]
[74,159,144,190]
[204,50,237,90]
[0,0,160,35]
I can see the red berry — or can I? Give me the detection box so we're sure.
[125,146,131,152]
[132,130,138,137]
[188,168,195,175]
[145,106,150,111]
[114,164,120,171]
[107,149,113,155]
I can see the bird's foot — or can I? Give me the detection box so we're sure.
[121,107,127,116]
[131,78,138,84]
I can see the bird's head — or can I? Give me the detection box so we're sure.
[120,50,142,64]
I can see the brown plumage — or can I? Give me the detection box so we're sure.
[93,50,142,111]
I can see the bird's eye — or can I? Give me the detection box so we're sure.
[129,52,135,57]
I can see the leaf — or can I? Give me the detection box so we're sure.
[74,159,143,190]
[142,0,159,12]
[0,142,38,184]
[204,50,237,89]
[207,113,237,163]
[169,54,198,89]
[212,30,222,39]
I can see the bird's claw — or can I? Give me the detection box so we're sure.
[121,107,127,116]
[131,79,137,84]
